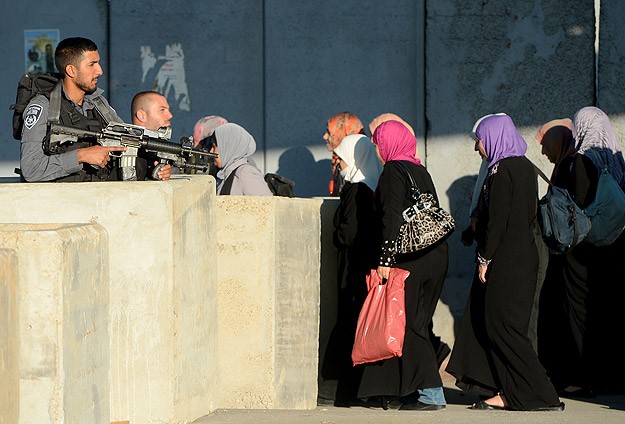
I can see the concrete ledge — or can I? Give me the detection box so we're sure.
[216,196,321,409]
[0,249,19,424]
[0,224,109,424]
[0,175,218,424]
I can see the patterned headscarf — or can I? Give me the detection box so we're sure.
[333,134,382,192]
[475,114,527,168]
[572,106,625,189]
[535,118,575,182]
[193,115,228,146]
[214,123,256,180]
[372,120,421,165]
[326,112,365,149]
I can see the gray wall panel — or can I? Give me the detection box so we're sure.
[265,1,424,196]
[598,0,625,142]
[108,1,264,146]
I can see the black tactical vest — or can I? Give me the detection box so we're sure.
[53,94,119,182]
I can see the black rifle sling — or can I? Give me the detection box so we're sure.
[47,80,63,125]
[91,97,117,125]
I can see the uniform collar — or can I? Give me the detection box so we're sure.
[62,85,104,110]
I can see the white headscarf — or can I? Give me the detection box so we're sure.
[333,134,382,192]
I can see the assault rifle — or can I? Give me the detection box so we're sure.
[46,122,217,180]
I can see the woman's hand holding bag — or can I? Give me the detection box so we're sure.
[352,268,409,366]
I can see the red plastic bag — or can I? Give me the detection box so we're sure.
[351,268,409,366]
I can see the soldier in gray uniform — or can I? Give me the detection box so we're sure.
[19,37,127,182]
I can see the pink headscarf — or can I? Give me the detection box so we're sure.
[372,120,421,165]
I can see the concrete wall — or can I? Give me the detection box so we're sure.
[0,224,109,424]
[0,177,325,420]
[216,196,321,409]
[0,176,217,424]
[598,0,625,141]
[0,250,19,424]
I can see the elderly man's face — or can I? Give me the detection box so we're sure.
[323,120,341,152]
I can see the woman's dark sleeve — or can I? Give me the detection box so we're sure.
[477,166,513,262]
[377,163,409,266]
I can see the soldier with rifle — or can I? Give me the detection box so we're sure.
[19,37,126,182]
[18,37,212,182]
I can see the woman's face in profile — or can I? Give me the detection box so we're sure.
[474,138,489,161]
[210,143,222,168]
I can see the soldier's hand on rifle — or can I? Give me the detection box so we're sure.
[154,161,172,181]
[77,145,126,168]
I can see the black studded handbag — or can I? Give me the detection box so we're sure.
[394,161,455,254]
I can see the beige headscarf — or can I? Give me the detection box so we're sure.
[535,118,574,181]
[369,113,417,158]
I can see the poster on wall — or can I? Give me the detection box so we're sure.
[24,29,60,75]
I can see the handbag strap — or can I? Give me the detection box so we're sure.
[394,161,421,200]
[528,159,552,186]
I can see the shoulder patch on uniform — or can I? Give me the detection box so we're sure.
[23,104,43,130]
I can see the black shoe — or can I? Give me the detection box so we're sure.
[399,401,446,411]
[469,400,506,410]
[526,402,565,412]
[334,399,375,408]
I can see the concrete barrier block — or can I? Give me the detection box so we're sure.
[0,224,109,424]
[216,196,321,409]
[0,249,19,424]
[0,175,218,424]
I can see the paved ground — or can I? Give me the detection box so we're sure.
[193,375,625,424]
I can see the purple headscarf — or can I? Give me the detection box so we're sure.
[475,114,527,168]
[372,120,421,165]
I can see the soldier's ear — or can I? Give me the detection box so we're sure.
[136,109,147,124]
[65,64,77,78]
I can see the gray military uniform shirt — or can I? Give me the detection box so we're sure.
[19,85,122,182]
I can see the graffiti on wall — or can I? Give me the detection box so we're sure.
[140,43,190,111]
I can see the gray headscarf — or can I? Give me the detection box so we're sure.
[214,123,257,181]
[573,106,625,189]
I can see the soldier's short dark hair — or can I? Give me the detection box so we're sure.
[55,37,98,77]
